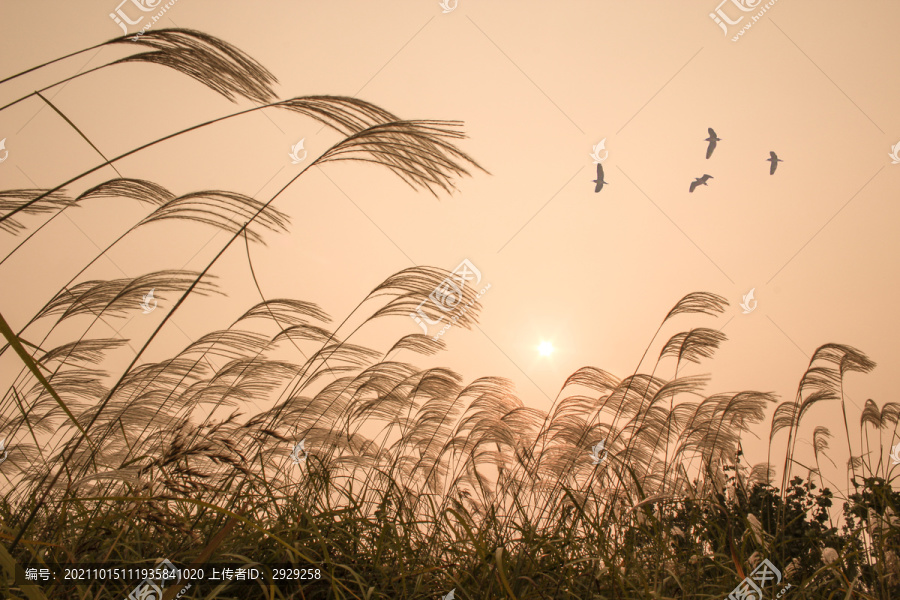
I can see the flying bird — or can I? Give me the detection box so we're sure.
[705,128,721,159]
[689,174,713,193]
[767,151,782,175]
[593,163,608,193]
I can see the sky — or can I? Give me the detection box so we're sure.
[0,0,899,495]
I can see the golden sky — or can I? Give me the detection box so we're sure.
[1,0,899,490]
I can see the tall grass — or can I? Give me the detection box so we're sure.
[0,29,897,600]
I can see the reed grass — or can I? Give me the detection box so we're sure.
[0,29,897,600]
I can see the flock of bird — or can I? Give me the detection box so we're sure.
[592,128,782,193]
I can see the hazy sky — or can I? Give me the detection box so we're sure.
[1,1,898,492]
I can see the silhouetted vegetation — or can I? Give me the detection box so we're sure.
[1,29,897,600]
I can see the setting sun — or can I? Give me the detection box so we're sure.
[538,341,555,357]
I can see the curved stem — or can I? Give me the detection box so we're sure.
[0,42,105,86]
[0,64,109,113]
[0,101,274,233]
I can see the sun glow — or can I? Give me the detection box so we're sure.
[538,341,555,357]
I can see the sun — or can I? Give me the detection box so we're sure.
[538,341,555,357]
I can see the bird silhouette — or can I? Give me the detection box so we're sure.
[705,128,720,159]
[689,174,713,193]
[767,151,782,175]
[593,163,608,193]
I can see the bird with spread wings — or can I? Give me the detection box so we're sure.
[689,174,713,193]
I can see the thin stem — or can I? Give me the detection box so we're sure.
[0,101,284,232]
[34,91,122,177]
[840,377,857,485]
[0,64,109,113]
[0,42,105,86]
